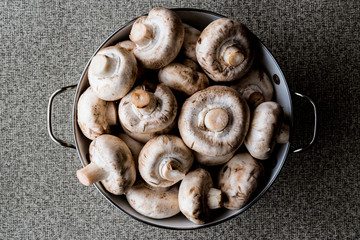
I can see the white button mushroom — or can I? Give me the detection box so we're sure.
[76,134,136,195]
[129,7,184,69]
[178,168,223,225]
[118,83,177,143]
[118,133,144,169]
[178,86,250,166]
[231,68,274,109]
[126,180,180,219]
[196,18,254,82]
[181,23,201,62]
[77,87,118,140]
[218,153,263,210]
[158,60,209,96]
[88,45,138,101]
[138,135,194,188]
[245,101,290,160]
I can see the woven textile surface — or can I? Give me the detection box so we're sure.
[1,0,359,239]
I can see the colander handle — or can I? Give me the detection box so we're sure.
[47,85,77,149]
[291,92,317,153]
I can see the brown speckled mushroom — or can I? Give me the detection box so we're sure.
[158,60,209,96]
[218,153,263,210]
[138,135,193,188]
[77,87,118,140]
[126,180,180,219]
[178,168,223,224]
[129,7,184,69]
[231,68,274,109]
[88,45,138,101]
[181,23,201,62]
[245,101,289,160]
[76,134,136,195]
[196,18,254,82]
[118,83,177,143]
[178,86,250,166]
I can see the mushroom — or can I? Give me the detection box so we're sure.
[77,87,118,140]
[126,180,180,219]
[231,67,274,109]
[138,135,194,188]
[158,60,209,96]
[196,18,254,82]
[244,101,289,160]
[178,168,223,224]
[129,7,184,69]
[218,153,263,210]
[88,45,138,101]
[181,23,201,62]
[76,134,136,195]
[118,133,144,168]
[178,86,250,166]
[118,83,177,143]
[115,40,136,52]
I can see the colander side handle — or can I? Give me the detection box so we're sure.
[47,85,77,149]
[291,92,317,153]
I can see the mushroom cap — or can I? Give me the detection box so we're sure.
[126,180,180,219]
[88,134,136,195]
[196,18,254,82]
[231,68,274,107]
[77,87,117,140]
[138,135,194,188]
[118,83,177,135]
[118,133,144,169]
[182,23,201,62]
[178,86,250,165]
[218,153,263,210]
[88,45,138,101]
[130,7,184,69]
[121,118,176,144]
[158,62,209,96]
[244,101,283,160]
[178,168,214,224]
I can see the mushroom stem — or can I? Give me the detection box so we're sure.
[131,89,157,115]
[207,188,223,209]
[204,108,229,132]
[222,46,245,67]
[159,159,186,182]
[76,162,109,186]
[130,22,153,47]
[91,54,115,77]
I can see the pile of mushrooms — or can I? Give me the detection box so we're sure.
[75,7,289,225]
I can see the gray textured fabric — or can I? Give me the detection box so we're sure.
[1,0,359,239]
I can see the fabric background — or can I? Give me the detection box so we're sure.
[1,0,359,239]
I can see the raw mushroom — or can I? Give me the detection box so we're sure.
[118,83,177,143]
[196,18,254,82]
[218,153,263,210]
[138,135,194,188]
[231,68,274,109]
[129,7,184,69]
[158,60,209,96]
[181,23,201,62]
[77,87,117,140]
[178,86,250,166]
[118,133,144,169]
[245,101,289,160]
[88,45,137,101]
[115,40,136,52]
[178,168,223,224]
[126,180,180,219]
[76,134,136,195]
